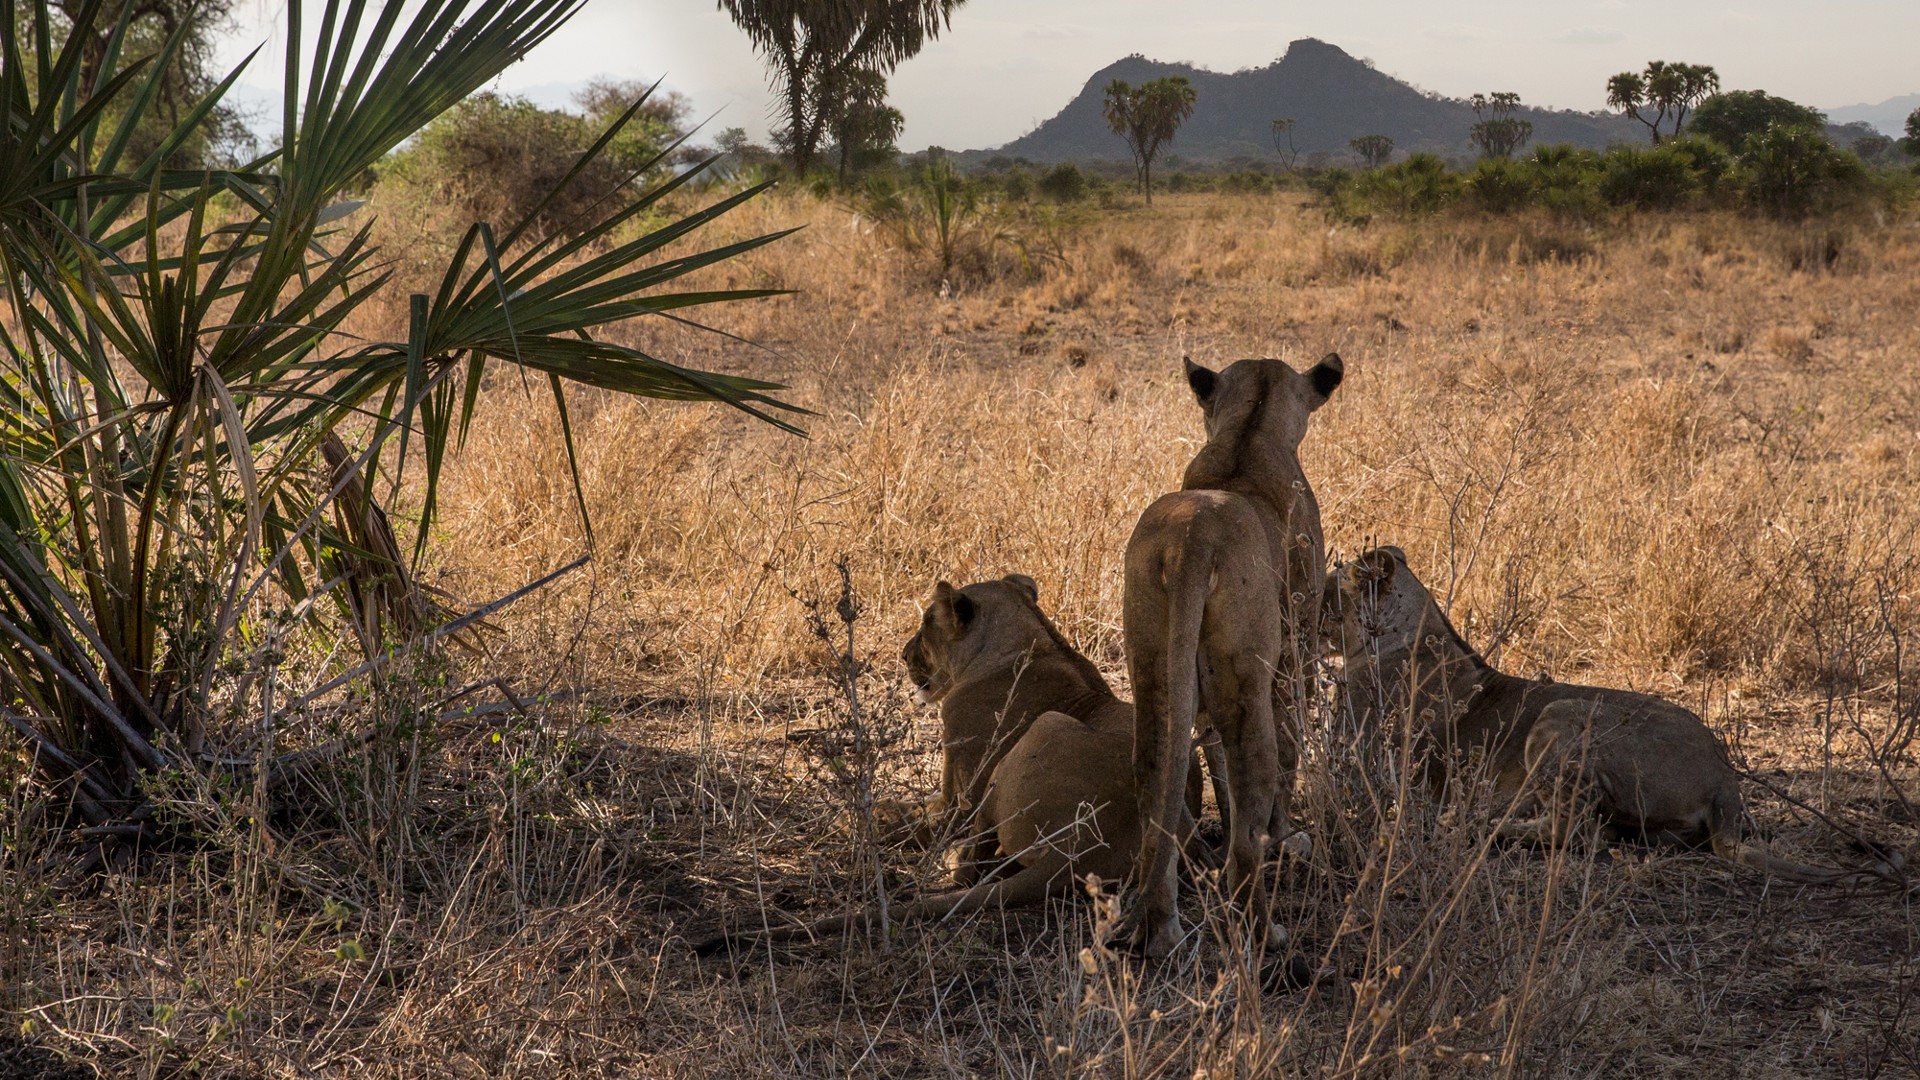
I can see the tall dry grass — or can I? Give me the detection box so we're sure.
[5,190,1918,1077]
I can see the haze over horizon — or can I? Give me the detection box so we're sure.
[214,0,1919,150]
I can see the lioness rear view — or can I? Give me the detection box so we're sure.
[695,575,1197,955]
[1324,546,1903,885]
[1116,354,1343,959]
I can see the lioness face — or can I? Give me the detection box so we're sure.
[1322,546,1440,662]
[1184,353,1343,447]
[902,575,1042,704]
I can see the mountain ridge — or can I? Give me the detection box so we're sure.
[978,39,1643,163]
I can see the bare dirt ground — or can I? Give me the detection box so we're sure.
[6,191,1919,1077]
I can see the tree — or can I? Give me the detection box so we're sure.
[1688,90,1825,148]
[1350,134,1394,168]
[1102,76,1198,205]
[1607,61,1719,143]
[1904,107,1920,156]
[2,0,800,857]
[1271,118,1300,171]
[717,0,963,174]
[1850,132,1895,165]
[1468,92,1533,159]
[824,66,904,181]
[45,0,254,165]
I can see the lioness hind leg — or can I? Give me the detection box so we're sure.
[1115,638,1190,958]
[1213,652,1280,947]
[1497,707,1596,850]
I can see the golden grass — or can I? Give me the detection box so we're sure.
[6,191,1919,1077]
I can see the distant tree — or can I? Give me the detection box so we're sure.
[1103,76,1198,205]
[1468,92,1532,159]
[1350,134,1394,168]
[824,66,904,181]
[1904,107,1920,156]
[1607,61,1719,143]
[1850,132,1895,165]
[717,0,964,173]
[714,126,778,171]
[1688,90,1824,148]
[44,0,253,165]
[1037,162,1088,202]
[1271,117,1300,171]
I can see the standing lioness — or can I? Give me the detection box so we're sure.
[1324,546,1903,885]
[1116,354,1344,958]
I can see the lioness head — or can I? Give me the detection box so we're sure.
[1184,353,1343,450]
[1321,546,1441,662]
[902,574,1044,704]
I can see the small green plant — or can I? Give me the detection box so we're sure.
[859,161,1061,283]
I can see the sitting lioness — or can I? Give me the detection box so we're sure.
[1115,353,1344,959]
[1323,546,1902,885]
[694,575,1200,955]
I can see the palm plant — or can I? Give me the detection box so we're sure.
[1,0,800,860]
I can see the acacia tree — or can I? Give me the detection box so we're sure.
[1103,76,1197,205]
[1607,61,1719,143]
[1904,107,1920,156]
[717,0,961,173]
[1468,91,1532,159]
[1271,117,1300,171]
[1687,90,1825,148]
[1350,133,1394,168]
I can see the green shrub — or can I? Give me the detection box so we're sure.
[1355,153,1459,217]
[1463,158,1534,213]
[1524,144,1603,216]
[1598,145,1699,209]
[1037,162,1089,203]
[1001,166,1034,203]
[1738,126,1868,218]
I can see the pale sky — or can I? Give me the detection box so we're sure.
[214,1,1920,150]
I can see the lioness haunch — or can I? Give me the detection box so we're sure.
[1324,546,1904,886]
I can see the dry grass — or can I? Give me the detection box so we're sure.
[6,191,1920,1077]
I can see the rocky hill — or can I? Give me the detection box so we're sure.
[985,38,1639,164]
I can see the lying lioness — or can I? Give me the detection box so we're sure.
[1323,546,1902,885]
[694,575,1200,955]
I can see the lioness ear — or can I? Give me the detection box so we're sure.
[1002,574,1039,602]
[1184,357,1217,403]
[1358,548,1397,583]
[1307,352,1343,406]
[950,591,976,626]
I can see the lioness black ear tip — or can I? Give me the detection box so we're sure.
[1310,353,1344,397]
[1184,357,1217,400]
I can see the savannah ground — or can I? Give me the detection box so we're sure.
[5,189,1920,1077]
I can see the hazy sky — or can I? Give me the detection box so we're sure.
[214,1,1920,150]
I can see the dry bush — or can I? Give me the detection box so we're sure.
[7,192,1920,1077]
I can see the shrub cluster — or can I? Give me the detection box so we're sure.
[1317,129,1902,222]
[376,82,694,239]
